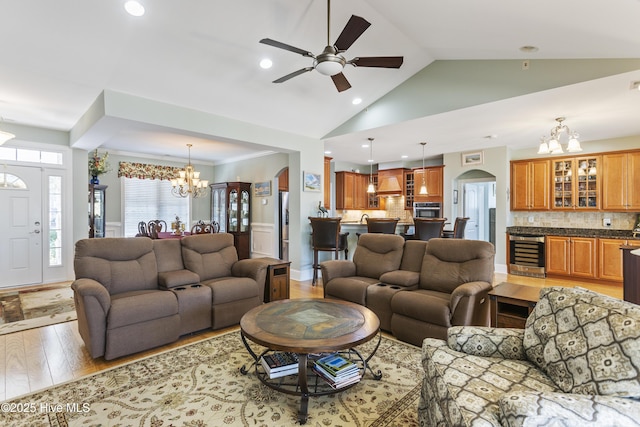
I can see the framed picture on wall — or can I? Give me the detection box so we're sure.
[461,151,483,166]
[254,181,271,196]
[303,171,321,192]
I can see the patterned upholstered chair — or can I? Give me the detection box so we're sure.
[419,286,640,426]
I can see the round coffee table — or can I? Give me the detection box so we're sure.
[240,298,381,424]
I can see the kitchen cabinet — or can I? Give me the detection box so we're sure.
[335,171,369,210]
[510,159,550,210]
[210,182,251,259]
[599,238,640,282]
[602,151,640,211]
[413,166,444,203]
[546,235,597,279]
[404,169,415,209]
[323,157,331,209]
[551,156,600,210]
[88,184,107,238]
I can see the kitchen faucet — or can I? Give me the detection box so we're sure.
[360,213,369,223]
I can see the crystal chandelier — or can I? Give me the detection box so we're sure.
[171,144,209,198]
[538,117,582,155]
[419,142,428,195]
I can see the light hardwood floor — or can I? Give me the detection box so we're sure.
[0,274,622,402]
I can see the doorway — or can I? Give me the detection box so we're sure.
[0,165,43,287]
[456,172,496,244]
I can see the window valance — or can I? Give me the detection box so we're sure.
[118,161,181,181]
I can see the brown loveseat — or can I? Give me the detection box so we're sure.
[321,234,495,346]
[72,234,268,360]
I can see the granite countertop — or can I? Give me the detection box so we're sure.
[507,226,639,240]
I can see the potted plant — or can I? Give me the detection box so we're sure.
[88,149,110,184]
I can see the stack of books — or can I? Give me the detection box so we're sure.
[260,352,299,379]
[313,353,361,389]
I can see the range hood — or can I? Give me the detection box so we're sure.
[376,169,404,196]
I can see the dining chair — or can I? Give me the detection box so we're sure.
[191,220,219,234]
[308,217,349,286]
[412,218,447,241]
[442,217,470,239]
[136,221,149,237]
[148,219,168,233]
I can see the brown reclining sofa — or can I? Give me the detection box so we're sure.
[72,233,268,360]
[320,234,495,346]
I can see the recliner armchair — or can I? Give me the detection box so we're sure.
[72,237,181,360]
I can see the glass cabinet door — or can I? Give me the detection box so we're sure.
[240,189,250,232]
[575,156,599,209]
[212,187,226,232]
[552,159,573,209]
[229,189,238,232]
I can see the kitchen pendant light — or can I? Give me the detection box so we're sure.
[367,137,375,193]
[419,142,428,195]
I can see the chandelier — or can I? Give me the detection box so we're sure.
[171,144,209,198]
[537,117,582,155]
[367,138,375,193]
[419,142,428,195]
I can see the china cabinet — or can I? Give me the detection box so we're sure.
[88,184,107,238]
[210,182,251,259]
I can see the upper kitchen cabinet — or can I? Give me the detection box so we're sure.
[413,166,444,203]
[335,171,370,210]
[324,157,331,209]
[551,155,600,210]
[602,151,640,211]
[510,159,550,211]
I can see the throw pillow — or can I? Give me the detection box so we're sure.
[523,287,640,397]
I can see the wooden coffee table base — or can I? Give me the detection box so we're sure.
[239,299,382,424]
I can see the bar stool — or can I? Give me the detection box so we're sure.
[442,217,469,238]
[357,217,399,239]
[309,217,349,286]
[412,218,447,241]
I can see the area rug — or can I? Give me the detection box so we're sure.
[0,329,422,426]
[0,283,76,335]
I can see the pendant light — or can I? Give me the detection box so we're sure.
[170,144,209,198]
[367,138,375,193]
[538,117,582,154]
[419,142,428,195]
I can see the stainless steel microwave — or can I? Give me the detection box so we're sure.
[413,202,442,218]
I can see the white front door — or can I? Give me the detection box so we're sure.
[0,165,43,288]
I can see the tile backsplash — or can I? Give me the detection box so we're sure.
[512,212,638,230]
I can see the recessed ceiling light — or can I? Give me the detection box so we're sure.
[401,155,408,159]
[324,150,332,154]
[124,1,145,16]
[352,98,362,105]
[484,134,498,139]
[260,58,273,69]
[630,81,640,91]
[519,45,539,53]
[362,143,369,148]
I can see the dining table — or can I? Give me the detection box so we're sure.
[157,231,191,239]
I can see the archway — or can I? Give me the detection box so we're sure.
[453,170,496,244]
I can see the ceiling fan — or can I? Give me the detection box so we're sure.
[259,0,403,92]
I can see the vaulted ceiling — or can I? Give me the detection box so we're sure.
[1,0,639,165]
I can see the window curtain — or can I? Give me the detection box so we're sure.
[118,161,181,181]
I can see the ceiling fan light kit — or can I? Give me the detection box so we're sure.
[259,0,403,92]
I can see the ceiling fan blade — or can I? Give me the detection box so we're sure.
[333,15,371,52]
[273,67,314,83]
[259,38,314,58]
[331,72,352,92]
[349,56,404,68]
